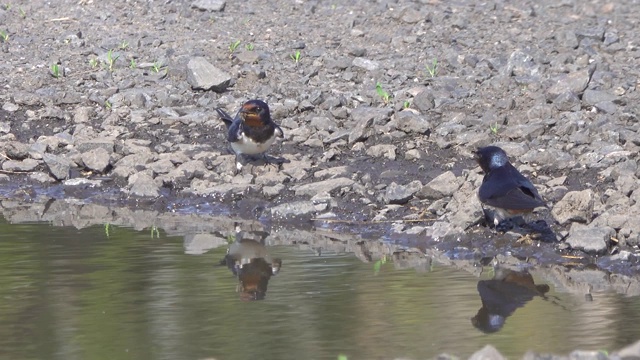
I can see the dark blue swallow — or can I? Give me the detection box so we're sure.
[215,99,284,172]
[475,146,546,228]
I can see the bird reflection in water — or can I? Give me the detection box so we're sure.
[220,227,281,301]
[472,267,550,333]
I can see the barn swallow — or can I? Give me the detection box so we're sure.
[215,99,284,172]
[475,146,546,228]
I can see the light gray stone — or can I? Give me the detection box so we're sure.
[2,158,39,172]
[352,57,380,71]
[393,110,430,134]
[270,201,319,217]
[128,172,160,197]
[43,153,71,180]
[191,0,226,12]
[81,147,111,173]
[366,144,397,160]
[566,223,613,254]
[469,345,506,360]
[552,189,595,225]
[294,177,354,196]
[384,180,422,204]
[186,57,232,92]
[416,171,460,200]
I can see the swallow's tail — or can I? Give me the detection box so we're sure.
[215,108,234,129]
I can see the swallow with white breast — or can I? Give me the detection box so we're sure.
[215,99,284,172]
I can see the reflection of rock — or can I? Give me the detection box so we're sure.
[472,267,549,333]
[222,238,281,301]
[184,233,228,255]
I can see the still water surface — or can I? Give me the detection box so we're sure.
[0,219,639,360]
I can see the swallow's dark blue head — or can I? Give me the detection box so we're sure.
[475,146,509,173]
[240,99,271,127]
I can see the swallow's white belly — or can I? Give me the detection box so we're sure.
[231,134,276,155]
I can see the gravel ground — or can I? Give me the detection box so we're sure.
[0,0,639,272]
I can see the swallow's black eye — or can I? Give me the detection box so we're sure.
[254,107,261,112]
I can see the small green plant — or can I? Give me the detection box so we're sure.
[151,225,160,239]
[152,61,161,73]
[89,57,99,68]
[129,58,136,69]
[4,4,10,10]
[0,30,8,42]
[106,49,119,71]
[228,40,241,54]
[104,223,110,238]
[373,255,388,275]
[290,50,301,64]
[19,7,25,18]
[119,40,129,50]
[403,100,410,109]
[489,122,499,135]
[245,43,254,51]
[375,82,390,104]
[104,100,112,109]
[426,58,438,78]
[50,63,61,78]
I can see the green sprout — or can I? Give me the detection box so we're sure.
[50,63,61,78]
[4,4,9,10]
[89,57,99,68]
[152,61,161,73]
[403,100,410,109]
[489,122,499,135]
[0,30,8,42]
[106,49,119,71]
[104,223,110,238]
[290,50,301,64]
[105,100,112,109]
[375,82,391,104]
[129,58,136,69]
[151,225,160,239]
[245,43,254,51]
[426,58,438,78]
[373,255,388,275]
[228,40,241,54]
[19,7,25,18]
[119,40,129,50]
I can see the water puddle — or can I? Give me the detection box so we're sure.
[1,208,640,359]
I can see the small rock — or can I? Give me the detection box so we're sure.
[75,139,115,154]
[552,189,595,225]
[384,180,422,205]
[4,141,29,160]
[553,91,581,111]
[546,67,595,100]
[366,144,396,160]
[566,223,613,254]
[294,177,354,196]
[2,158,40,172]
[81,147,111,173]
[191,0,225,11]
[393,110,430,134]
[413,90,435,111]
[43,153,71,180]
[271,201,317,217]
[583,89,617,105]
[352,57,380,71]
[469,345,506,360]
[128,172,160,197]
[186,57,232,92]
[416,171,460,200]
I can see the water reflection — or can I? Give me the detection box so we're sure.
[472,267,550,333]
[220,226,282,301]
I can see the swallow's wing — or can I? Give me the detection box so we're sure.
[215,108,235,129]
[479,166,545,210]
[227,120,244,143]
[274,124,284,138]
